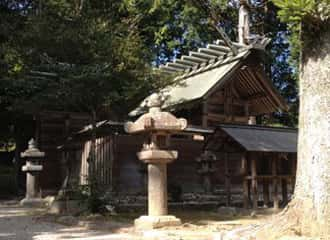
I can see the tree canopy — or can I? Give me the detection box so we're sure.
[0,0,300,139]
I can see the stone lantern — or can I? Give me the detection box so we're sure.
[125,93,187,230]
[20,138,45,207]
[196,150,218,193]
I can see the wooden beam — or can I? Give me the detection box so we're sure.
[244,175,294,180]
[238,71,275,112]
[207,44,231,53]
[182,55,206,63]
[167,62,190,70]
[199,48,225,57]
[174,59,198,67]
[160,65,182,72]
[190,51,216,60]
[244,93,268,102]
[248,67,288,111]
[206,112,226,121]
[212,24,238,55]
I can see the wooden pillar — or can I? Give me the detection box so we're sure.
[109,135,115,191]
[279,158,288,205]
[242,153,249,208]
[224,152,231,206]
[251,152,258,209]
[262,155,270,207]
[263,180,270,207]
[291,154,297,193]
[281,178,288,205]
[272,155,279,209]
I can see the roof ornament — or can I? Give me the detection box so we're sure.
[146,93,164,111]
[28,138,37,150]
[125,92,187,134]
[238,0,251,45]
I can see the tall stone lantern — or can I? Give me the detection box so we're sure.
[20,138,45,207]
[125,93,187,230]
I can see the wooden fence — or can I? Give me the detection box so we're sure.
[76,136,115,187]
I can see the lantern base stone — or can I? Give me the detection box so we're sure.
[134,215,181,230]
[20,198,47,208]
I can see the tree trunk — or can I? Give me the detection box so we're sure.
[293,22,330,237]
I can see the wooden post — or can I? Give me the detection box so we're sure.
[281,178,288,205]
[60,116,70,194]
[224,152,231,206]
[279,158,288,205]
[263,180,270,207]
[109,135,115,191]
[262,155,270,207]
[272,154,279,209]
[291,154,297,193]
[251,152,258,209]
[242,153,249,208]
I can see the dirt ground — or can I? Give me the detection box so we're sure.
[0,200,315,240]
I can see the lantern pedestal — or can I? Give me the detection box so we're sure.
[134,151,182,230]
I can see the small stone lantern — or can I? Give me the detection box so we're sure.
[20,138,45,207]
[196,151,218,193]
[125,93,187,230]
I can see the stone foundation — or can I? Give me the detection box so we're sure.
[134,215,181,230]
[20,198,47,208]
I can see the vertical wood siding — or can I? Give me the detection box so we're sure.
[78,136,114,187]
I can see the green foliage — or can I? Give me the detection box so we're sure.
[272,0,316,23]
[0,0,161,118]
[123,0,237,64]
[0,0,300,127]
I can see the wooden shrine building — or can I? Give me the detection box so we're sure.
[28,2,298,210]
[51,30,298,209]
[129,39,288,128]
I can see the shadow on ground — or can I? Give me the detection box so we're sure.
[0,200,281,240]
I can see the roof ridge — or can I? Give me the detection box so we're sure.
[160,40,249,77]
[173,48,250,81]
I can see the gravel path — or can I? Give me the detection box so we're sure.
[1,200,291,240]
[0,201,133,240]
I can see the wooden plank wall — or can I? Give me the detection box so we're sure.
[76,136,114,186]
[69,131,297,208]
[37,111,91,191]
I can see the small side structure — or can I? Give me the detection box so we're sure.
[205,124,297,209]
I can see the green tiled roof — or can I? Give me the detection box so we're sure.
[129,49,250,116]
